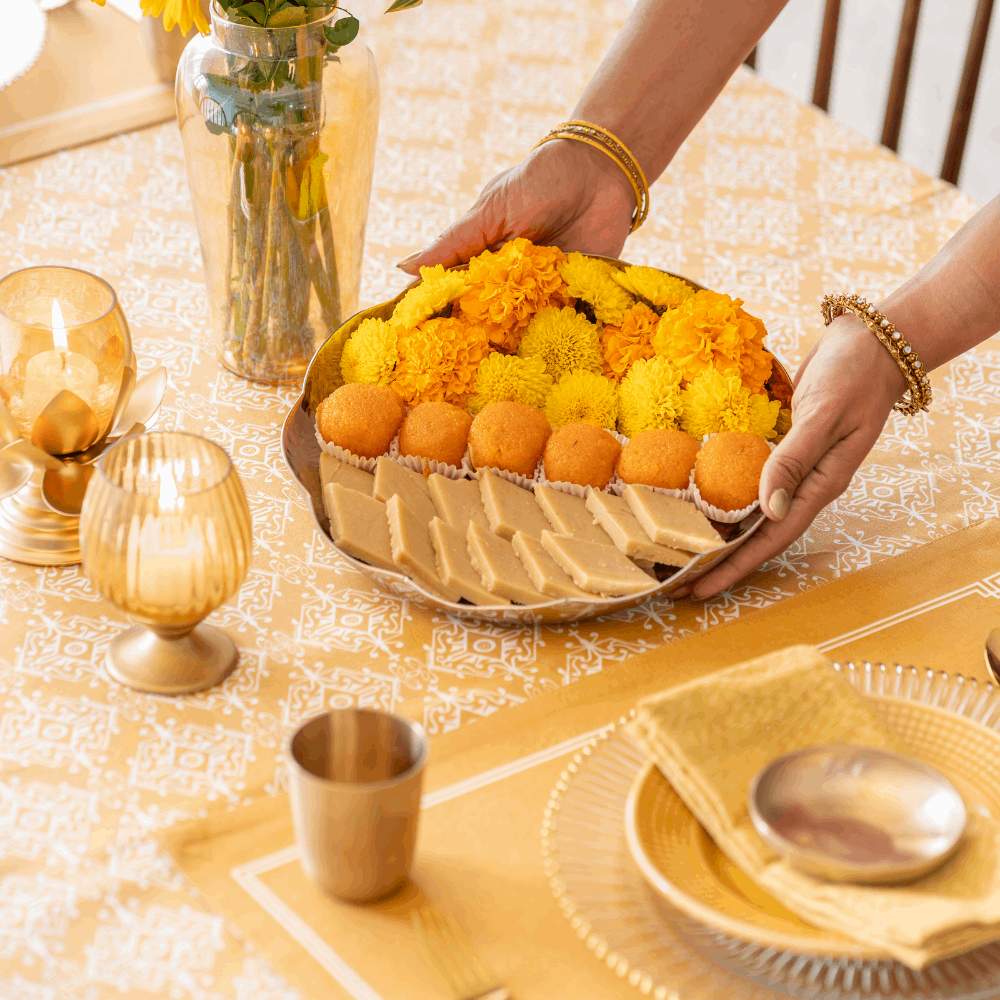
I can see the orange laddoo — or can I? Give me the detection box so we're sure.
[317,383,405,459]
[398,401,473,468]
[694,432,770,511]
[543,423,621,489]
[468,402,552,477]
[616,429,700,491]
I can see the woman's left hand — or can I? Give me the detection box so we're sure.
[688,314,905,598]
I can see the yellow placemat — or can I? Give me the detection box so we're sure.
[162,518,1000,1000]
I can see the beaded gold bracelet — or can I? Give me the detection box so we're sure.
[533,120,650,232]
[821,293,932,415]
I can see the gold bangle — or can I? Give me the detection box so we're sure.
[533,120,650,232]
[821,293,932,415]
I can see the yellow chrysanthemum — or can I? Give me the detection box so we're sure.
[140,0,209,34]
[617,356,684,438]
[680,368,781,440]
[613,267,696,311]
[517,306,602,379]
[390,265,472,331]
[651,290,773,393]
[340,318,397,387]
[558,253,635,326]
[89,0,106,5]
[459,238,568,352]
[392,317,492,408]
[467,354,553,413]
[600,302,660,380]
[544,370,618,430]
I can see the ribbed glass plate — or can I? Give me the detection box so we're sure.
[541,663,1000,1000]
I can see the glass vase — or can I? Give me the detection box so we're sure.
[175,4,380,384]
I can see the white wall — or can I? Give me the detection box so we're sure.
[757,0,999,205]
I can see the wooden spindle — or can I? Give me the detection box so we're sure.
[812,0,842,111]
[881,0,923,151]
[744,47,758,70]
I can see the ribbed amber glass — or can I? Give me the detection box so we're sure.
[79,432,252,629]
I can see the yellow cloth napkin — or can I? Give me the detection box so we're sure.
[627,645,1000,968]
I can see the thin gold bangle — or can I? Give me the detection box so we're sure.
[821,293,932,415]
[533,120,650,232]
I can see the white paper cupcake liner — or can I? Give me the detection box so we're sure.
[314,423,400,474]
[687,435,777,523]
[395,450,473,481]
[465,445,542,491]
[536,429,627,498]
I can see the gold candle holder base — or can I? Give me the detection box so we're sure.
[106,623,239,696]
[0,479,81,565]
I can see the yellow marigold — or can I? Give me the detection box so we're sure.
[139,0,209,34]
[680,369,780,439]
[517,306,602,379]
[617,357,684,438]
[459,238,567,352]
[340,317,397,386]
[467,354,553,413]
[393,317,492,408]
[600,302,660,380]
[558,253,635,326]
[544,370,618,430]
[651,290,773,393]
[613,266,696,311]
[390,265,472,331]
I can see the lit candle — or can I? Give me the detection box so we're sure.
[22,300,100,428]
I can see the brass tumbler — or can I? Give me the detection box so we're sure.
[288,709,428,903]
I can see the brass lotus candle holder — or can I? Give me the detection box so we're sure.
[0,266,166,565]
[79,432,253,695]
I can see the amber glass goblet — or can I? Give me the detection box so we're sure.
[80,432,253,695]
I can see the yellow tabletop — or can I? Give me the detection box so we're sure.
[0,0,993,994]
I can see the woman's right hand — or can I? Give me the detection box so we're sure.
[397,139,636,274]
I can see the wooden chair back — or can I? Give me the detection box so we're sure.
[744,0,995,185]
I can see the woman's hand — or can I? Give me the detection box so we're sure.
[397,140,635,274]
[689,315,906,598]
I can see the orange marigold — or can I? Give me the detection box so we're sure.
[458,238,568,352]
[651,291,773,393]
[392,317,492,408]
[601,302,660,380]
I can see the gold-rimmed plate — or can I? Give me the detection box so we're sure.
[281,257,793,623]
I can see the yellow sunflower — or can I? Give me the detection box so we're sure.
[139,0,209,34]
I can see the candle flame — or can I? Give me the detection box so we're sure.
[158,465,180,511]
[51,300,68,352]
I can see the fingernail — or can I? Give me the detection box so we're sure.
[671,585,692,599]
[396,251,422,269]
[769,487,789,520]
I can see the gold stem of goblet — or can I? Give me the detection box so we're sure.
[106,620,239,696]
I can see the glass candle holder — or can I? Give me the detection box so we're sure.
[79,432,253,695]
[0,266,131,455]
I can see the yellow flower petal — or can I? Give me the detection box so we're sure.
[340,318,398,387]
[617,356,684,437]
[679,368,780,439]
[544,370,618,430]
[518,306,602,379]
[558,253,634,326]
[468,354,552,413]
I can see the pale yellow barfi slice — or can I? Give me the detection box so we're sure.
[373,456,437,524]
[428,473,490,533]
[511,531,596,600]
[385,495,461,602]
[429,517,509,606]
[623,485,723,554]
[541,531,656,597]
[324,484,396,572]
[534,485,614,545]
[466,521,549,605]
[586,489,694,567]
[479,470,551,541]
[320,453,375,496]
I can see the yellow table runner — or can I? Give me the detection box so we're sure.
[0,0,994,992]
[162,519,1000,1000]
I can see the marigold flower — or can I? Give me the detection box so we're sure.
[544,370,618,430]
[392,317,492,408]
[680,368,780,439]
[140,0,209,34]
[467,354,553,413]
[600,302,660,380]
[617,356,685,438]
[558,253,635,326]
[612,266,696,311]
[390,265,472,331]
[459,238,568,352]
[517,306,603,379]
[340,317,397,387]
[651,290,773,393]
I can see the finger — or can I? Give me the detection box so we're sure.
[397,204,507,274]
[758,416,837,520]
